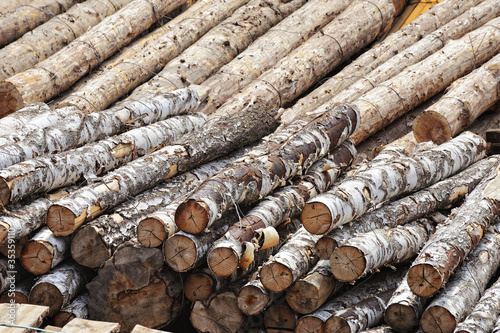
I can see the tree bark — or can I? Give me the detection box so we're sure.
[264,303,297,333]
[279,0,482,125]
[420,223,500,333]
[0,0,80,48]
[86,242,183,332]
[407,161,500,297]
[176,105,358,235]
[53,292,89,327]
[0,258,29,294]
[0,0,133,80]
[302,131,487,235]
[414,51,500,144]
[0,0,33,15]
[0,0,187,116]
[0,276,34,304]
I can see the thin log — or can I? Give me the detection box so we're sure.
[0,0,187,116]
[419,223,500,333]
[20,226,71,275]
[0,0,133,80]
[264,303,297,333]
[414,51,500,144]
[184,268,218,302]
[237,273,279,316]
[53,292,89,327]
[0,277,35,304]
[407,161,500,297]
[301,131,487,235]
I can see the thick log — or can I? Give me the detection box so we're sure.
[0,277,35,304]
[414,51,500,144]
[279,0,482,125]
[302,132,487,235]
[196,0,353,115]
[264,303,297,333]
[29,261,94,316]
[407,160,500,297]
[55,0,250,113]
[0,0,186,116]
[59,318,120,332]
[176,105,358,234]
[419,223,500,333]
[53,292,89,327]
[86,243,182,331]
[0,303,49,332]
[0,87,203,169]
[286,260,343,314]
[0,0,79,48]
[20,227,70,275]
[330,219,433,282]
[0,0,133,80]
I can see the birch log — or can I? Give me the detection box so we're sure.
[315,156,498,259]
[414,51,500,144]
[0,277,35,304]
[264,303,297,333]
[0,0,133,80]
[0,258,29,294]
[53,292,89,327]
[0,0,187,116]
[419,224,500,333]
[0,87,202,169]
[0,0,33,15]
[237,273,279,316]
[184,268,220,302]
[0,0,79,48]
[55,0,250,113]
[279,0,482,124]
[86,243,183,332]
[407,161,500,297]
[176,104,358,234]
[301,132,487,235]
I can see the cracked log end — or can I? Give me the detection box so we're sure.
[20,240,53,275]
[207,246,239,277]
[260,262,293,292]
[29,282,63,317]
[0,81,24,118]
[184,272,214,302]
[413,110,451,145]
[315,236,338,260]
[295,316,324,333]
[71,225,110,269]
[286,279,323,314]
[421,306,456,333]
[330,245,366,282]
[264,304,296,333]
[237,284,270,316]
[301,202,333,235]
[163,233,197,272]
[47,205,79,237]
[0,177,10,206]
[137,217,168,248]
[385,303,418,333]
[407,263,443,297]
[191,292,244,333]
[175,200,209,234]
[324,316,350,333]
[0,222,9,244]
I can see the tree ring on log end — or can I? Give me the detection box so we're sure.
[0,82,24,117]
[207,246,239,277]
[20,240,53,275]
[184,272,214,302]
[295,316,324,333]
[385,303,418,332]
[330,245,366,282]
[0,177,10,206]
[324,316,350,333]
[47,205,78,237]
[71,225,110,269]
[163,234,197,272]
[237,284,270,316]
[286,279,321,314]
[421,306,456,333]
[260,262,293,292]
[29,282,63,316]
[407,263,443,297]
[315,236,337,260]
[413,110,451,145]
[137,217,168,248]
[175,200,209,234]
[301,202,333,235]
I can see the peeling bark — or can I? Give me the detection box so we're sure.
[53,292,89,327]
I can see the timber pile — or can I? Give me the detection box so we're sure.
[1,0,500,332]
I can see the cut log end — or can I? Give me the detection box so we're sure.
[0,177,10,206]
[0,291,29,304]
[324,316,350,333]
[207,246,239,277]
[330,246,366,282]
[0,222,9,244]
[295,316,324,333]
[184,272,214,302]
[191,292,244,333]
[20,241,53,275]
[237,284,270,316]
[47,205,78,237]
[407,263,443,297]
[0,81,24,118]
[260,262,293,292]
[71,225,110,269]
[163,234,197,272]
[136,217,168,248]
[301,202,333,235]
[384,303,418,332]
[315,236,337,260]
[413,111,451,145]
[420,306,456,333]
[286,280,321,315]
[175,200,209,234]
[53,312,75,327]
[264,304,296,333]
[29,282,63,317]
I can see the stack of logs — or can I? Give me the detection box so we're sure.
[1,0,500,332]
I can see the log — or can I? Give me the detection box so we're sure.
[407,160,500,297]
[0,235,29,259]
[279,0,482,125]
[176,104,359,234]
[0,0,79,48]
[330,218,434,282]
[414,51,500,144]
[301,131,487,235]
[29,261,94,316]
[419,223,500,333]
[0,0,133,80]
[264,303,297,333]
[0,303,49,332]
[196,0,353,115]
[0,0,187,116]
[20,226,71,275]
[0,87,203,169]
[0,257,31,293]
[55,0,251,113]
[86,243,183,332]
[0,277,35,304]
[286,260,343,314]
[237,273,280,316]
[53,292,89,327]
[0,0,33,15]
[59,318,120,332]
[184,268,219,302]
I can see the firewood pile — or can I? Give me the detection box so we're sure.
[0,0,500,332]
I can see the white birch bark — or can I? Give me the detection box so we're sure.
[492,316,500,333]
